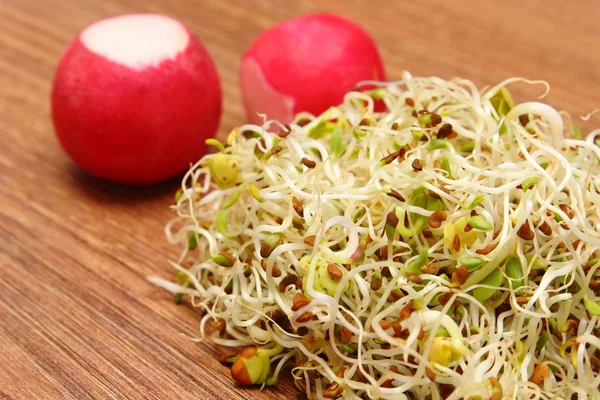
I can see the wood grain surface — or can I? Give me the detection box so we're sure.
[1,0,599,399]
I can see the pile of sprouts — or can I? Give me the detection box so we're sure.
[151,72,600,400]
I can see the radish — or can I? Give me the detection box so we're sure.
[51,14,221,185]
[240,13,386,125]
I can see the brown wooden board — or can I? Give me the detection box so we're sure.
[1,0,599,398]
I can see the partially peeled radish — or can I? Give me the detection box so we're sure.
[240,13,386,125]
[51,14,222,185]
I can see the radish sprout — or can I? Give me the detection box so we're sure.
[152,72,600,399]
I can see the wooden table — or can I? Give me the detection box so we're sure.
[1,0,599,398]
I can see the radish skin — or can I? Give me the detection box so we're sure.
[52,14,222,185]
[240,13,386,125]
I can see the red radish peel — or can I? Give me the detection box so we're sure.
[52,14,222,185]
[240,13,386,125]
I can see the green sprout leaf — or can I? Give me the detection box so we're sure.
[473,267,503,302]
[460,142,475,152]
[460,257,484,271]
[426,139,448,151]
[175,271,188,284]
[212,252,235,267]
[553,211,563,223]
[490,88,514,134]
[490,88,514,117]
[330,127,346,157]
[505,257,524,290]
[527,256,547,270]
[441,158,453,179]
[408,187,446,234]
[341,344,356,353]
[522,177,538,192]
[248,185,265,203]
[308,120,336,139]
[174,188,183,203]
[303,261,349,298]
[515,341,525,363]
[265,376,277,386]
[353,127,368,141]
[188,233,198,250]
[174,271,190,304]
[368,88,388,99]
[572,124,583,140]
[418,114,432,126]
[435,328,451,337]
[467,215,493,231]
[174,292,185,304]
[583,295,600,316]
[406,248,429,275]
[205,138,226,152]
[222,187,242,209]
[536,331,548,352]
[464,194,485,210]
[412,130,424,141]
[216,210,228,236]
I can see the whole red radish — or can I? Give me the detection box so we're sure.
[51,14,221,185]
[240,13,385,125]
